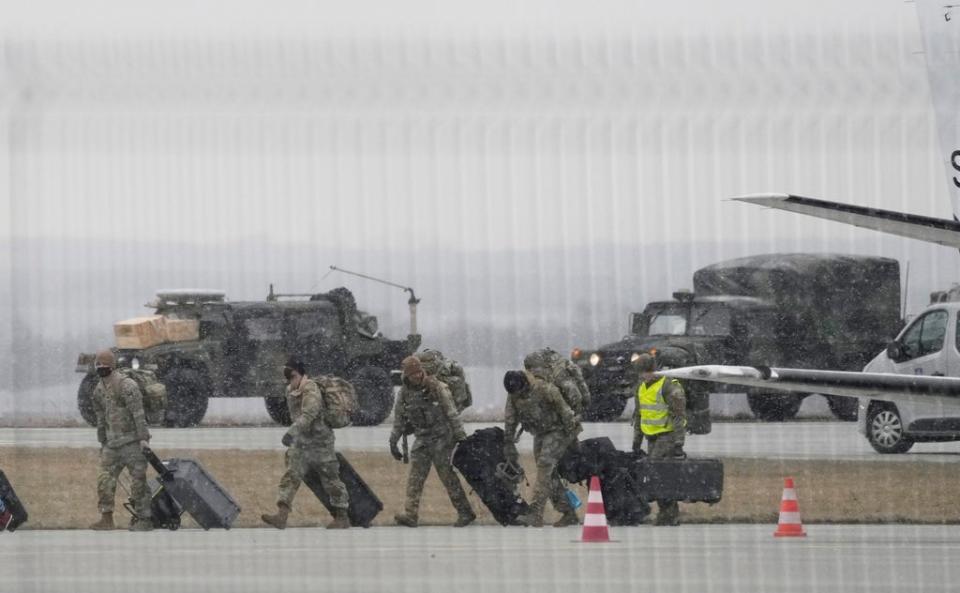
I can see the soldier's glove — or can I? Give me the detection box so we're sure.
[453,429,467,444]
[389,437,403,461]
[139,440,149,451]
[503,443,519,463]
[281,432,294,447]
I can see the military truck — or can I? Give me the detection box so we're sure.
[573,254,902,425]
[76,286,421,427]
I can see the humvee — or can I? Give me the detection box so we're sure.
[76,286,421,427]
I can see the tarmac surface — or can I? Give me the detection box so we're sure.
[2,524,958,593]
[3,421,960,461]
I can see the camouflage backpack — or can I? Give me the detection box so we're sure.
[416,349,472,413]
[315,375,357,428]
[117,367,167,425]
[524,348,591,414]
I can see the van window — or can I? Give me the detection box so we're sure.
[900,309,947,359]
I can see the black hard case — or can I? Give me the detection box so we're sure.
[0,469,28,531]
[303,451,383,528]
[452,427,529,526]
[144,449,241,530]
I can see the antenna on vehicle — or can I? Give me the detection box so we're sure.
[329,266,421,336]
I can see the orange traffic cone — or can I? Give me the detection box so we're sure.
[580,476,610,543]
[773,477,806,537]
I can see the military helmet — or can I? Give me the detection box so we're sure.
[416,349,445,375]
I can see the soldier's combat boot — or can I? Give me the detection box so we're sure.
[89,512,114,531]
[553,511,579,528]
[515,512,544,528]
[453,510,476,528]
[326,508,350,530]
[261,503,290,530]
[394,513,418,528]
[128,518,154,532]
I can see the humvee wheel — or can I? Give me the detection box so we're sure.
[747,392,803,422]
[162,368,210,427]
[77,374,99,427]
[582,393,628,422]
[265,397,292,426]
[349,366,394,426]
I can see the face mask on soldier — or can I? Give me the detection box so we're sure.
[96,366,112,378]
[283,367,294,381]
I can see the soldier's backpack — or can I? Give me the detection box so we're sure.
[416,349,472,413]
[117,367,168,425]
[315,375,358,428]
[525,348,591,414]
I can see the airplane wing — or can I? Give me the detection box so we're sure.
[659,365,960,409]
[734,194,960,249]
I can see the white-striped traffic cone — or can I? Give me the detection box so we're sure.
[774,477,806,537]
[580,476,610,543]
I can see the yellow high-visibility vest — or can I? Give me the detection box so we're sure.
[637,377,676,436]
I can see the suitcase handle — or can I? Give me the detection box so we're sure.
[142,447,174,481]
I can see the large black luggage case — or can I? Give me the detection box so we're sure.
[452,427,529,526]
[634,458,724,503]
[304,452,383,528]
[145,448,241,530]
[0,469,28,532]
[589,449,651,526]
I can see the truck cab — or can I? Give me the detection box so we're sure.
[858,300,960,453]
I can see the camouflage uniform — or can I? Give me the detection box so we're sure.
[390,376,473,523]
[634,377,687,525]
[504,371,582,525]
[524,350,587,415]
[276,378,349,511]
[93,373,152,520]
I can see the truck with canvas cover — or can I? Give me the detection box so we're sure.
[572,254,902,423]
[76,286,421,428]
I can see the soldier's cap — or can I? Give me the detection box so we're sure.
[284,358,306,375]
[401,356,425,378]
[94,349,116,369]
[633,352,656,373]
[503,370,529,394]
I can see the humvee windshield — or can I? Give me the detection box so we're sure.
[647,303,732,337]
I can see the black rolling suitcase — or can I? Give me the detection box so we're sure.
[452,427,529,526]
[144,448,241,529]
[121,475,184,531]
[304,452,383,528]
[557,437,617,484]
[0,469,28,532]
[558,439,650,526]
[633,458,724,504]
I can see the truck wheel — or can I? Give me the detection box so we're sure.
[264,397,292,426]
[685,385,712,435]
[826,395,858,422]
[582,393,629,422]
[350,366,394,426]
[77,374,99,427]
[746,392,802,422]
[866,404,914,454]
[162,368,210,427]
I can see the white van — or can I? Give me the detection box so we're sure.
[859,301,960,453]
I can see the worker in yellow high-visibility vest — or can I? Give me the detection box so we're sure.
[633,353,686,526]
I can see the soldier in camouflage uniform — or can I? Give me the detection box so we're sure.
[523,348,587,415]
[89,349,153,531]
[262,359,350,530]
[389,356,475,528]
[633,353,686,526]
[503,370,582,528]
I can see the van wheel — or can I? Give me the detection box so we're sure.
[265,397,292,426]
[162,368,210,427]
[866,405,914,454]
[826,395,859,422]
[350,366,394,426]
[747,392,802,421]
[77,374,99,427]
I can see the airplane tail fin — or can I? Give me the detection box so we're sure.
[916,1,960,222]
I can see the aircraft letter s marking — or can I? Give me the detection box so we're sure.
[952,150,960,188]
